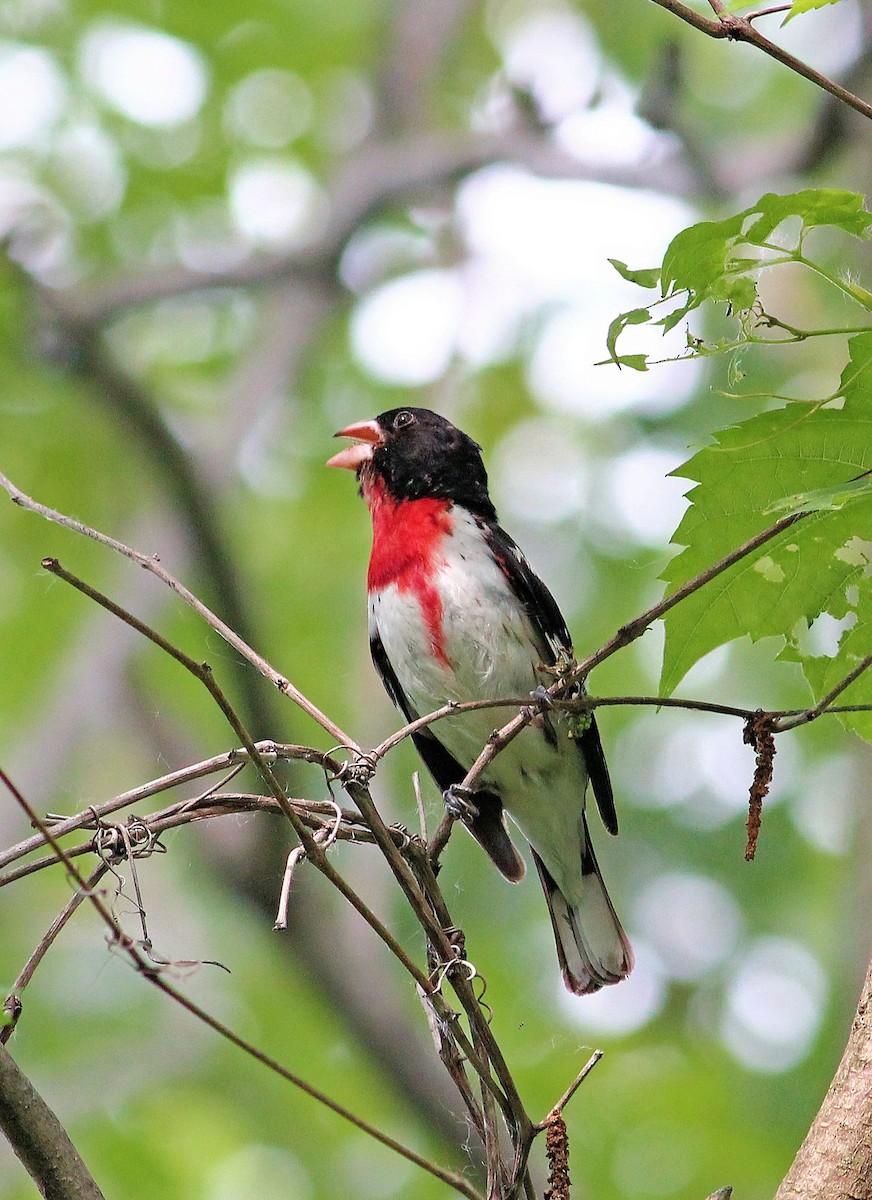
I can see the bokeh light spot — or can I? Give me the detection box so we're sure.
[722,937,827,1072]
[79,23,208,127]
[350,269,462,385]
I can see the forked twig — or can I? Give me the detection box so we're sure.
[651,0,872,121]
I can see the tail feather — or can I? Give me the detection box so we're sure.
[532,822,633,995]
[464,789,526,882]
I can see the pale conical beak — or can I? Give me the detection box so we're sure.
[326,419,383,470]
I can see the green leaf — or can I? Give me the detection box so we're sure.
[658,331,872,738]
[660,213,746,300]
[742,189,872,243]
[783,0,843,24]
[605,307,653,369]
[799,583,872,742]
[764,474,872,516]
[606,188,872,380]
[608,258,661,288]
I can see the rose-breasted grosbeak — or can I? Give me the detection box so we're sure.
[328,407,633,994]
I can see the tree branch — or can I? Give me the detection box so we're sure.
[0,1042,106,1200]
[650,0,872,121]
[0,767,484,1200]
[0,475,358,752]
[444,508,809,822]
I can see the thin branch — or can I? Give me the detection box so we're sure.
[373,691,872,772]
[450,509,809,808]
[408,849,521,1109]
[19,555,439,998]
[0,794,390,888]
[340,775,530,1134]
[745,5,792,22]
[650,0,872,121]
[39,558,333,855]
[0,474,358,752]
[1,864,109,1043]
[0,743,339,872]
[534,1051,605,1131]
[0,778,505,1175]
[9,666,866,882]
[775,653,872,731]
[0,768,483,1200]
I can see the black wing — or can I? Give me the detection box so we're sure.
[480,520,618,836]
[369,629,525,880]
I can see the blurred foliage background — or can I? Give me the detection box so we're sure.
[1,0,871,1197]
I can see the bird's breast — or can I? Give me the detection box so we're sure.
[369,505,543,704]
[366,488,455,666]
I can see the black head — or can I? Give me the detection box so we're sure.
[329,407,497,520]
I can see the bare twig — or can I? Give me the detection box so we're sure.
[340,775,533,1138]
[650,0,872,120]
[372,691,872,766]
[1,864,109,1044]
[0,767,484,1200]
[274,800,343,929]
[413,772,429,841]
[775,653,872,731]
[534,1052,604,1131]
[0,476,357,752]
[448,509,810,814]
[39,559,335,857]
[19,558,437,990]
[0,744,339,872]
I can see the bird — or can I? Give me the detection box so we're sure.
[327,407,633,995]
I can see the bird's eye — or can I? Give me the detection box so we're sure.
[393,410,415,429]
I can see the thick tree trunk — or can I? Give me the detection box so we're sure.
[775,959,872,1200]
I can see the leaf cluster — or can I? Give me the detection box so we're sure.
[606,189,872,739]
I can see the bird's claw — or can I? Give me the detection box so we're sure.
[443,784,479,823]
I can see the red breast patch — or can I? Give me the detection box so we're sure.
[365,478,453,667]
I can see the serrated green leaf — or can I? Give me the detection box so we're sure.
[783,0,843,24]
[660,213,746,299]
[743,189,872,244]
[608,258,661,288]
[659,331,872,733]
[607,189,871,368]
[800,587,872,741]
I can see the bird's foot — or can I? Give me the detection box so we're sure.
[443,784,479,823]
[531,684,558,710]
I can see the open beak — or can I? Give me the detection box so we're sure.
[326,419,383,470]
